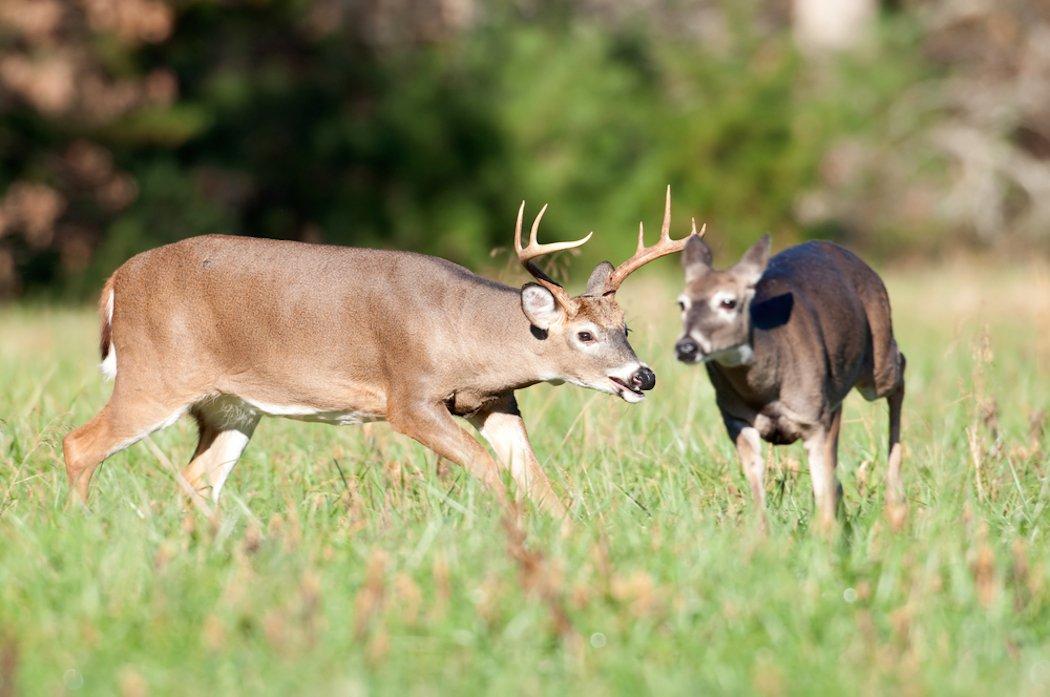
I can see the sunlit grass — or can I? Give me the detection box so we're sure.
[0,261,1048,695]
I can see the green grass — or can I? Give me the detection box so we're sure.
[1,262,1048,695]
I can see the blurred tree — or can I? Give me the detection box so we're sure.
[0,1,1045,299]
[0,0,175,294]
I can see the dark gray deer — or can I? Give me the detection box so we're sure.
[674,235,906,530]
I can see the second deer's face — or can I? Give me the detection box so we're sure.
[675,235,771,366]
[520,283,655,403]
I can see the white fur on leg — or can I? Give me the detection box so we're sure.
[189,395,261,501]
[203,430,252,502]
[804,432,837,525]
[736,426,766,507]
[473,410,565,516]
[478,411,532,485]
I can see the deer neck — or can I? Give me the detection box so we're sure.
[709,325,781,400]
[456,284,570,395]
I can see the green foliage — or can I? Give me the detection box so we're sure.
[0,2,931,296]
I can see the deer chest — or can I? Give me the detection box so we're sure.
[444,391,503,418]
[753,406,805,445]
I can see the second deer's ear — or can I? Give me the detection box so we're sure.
[683,235,713,281]
[734,234,771,286]
[520,283,564,330]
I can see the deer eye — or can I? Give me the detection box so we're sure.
[720,298,737,310]
[577,331,594,343]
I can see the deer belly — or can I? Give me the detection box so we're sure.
[242,399,384,425]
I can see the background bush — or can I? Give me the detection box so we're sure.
[1,1,1047,298]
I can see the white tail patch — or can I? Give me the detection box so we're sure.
[100,289,117,380]
[100,346,117,380]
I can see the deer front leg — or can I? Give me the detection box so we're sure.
[804,408,843,532]
[467,394,567,517]
[885,379,906,529]
[387,399,509,510]
[729,420,768,531]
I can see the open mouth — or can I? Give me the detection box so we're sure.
[609,376,645,402]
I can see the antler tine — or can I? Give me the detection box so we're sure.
[603,186,703,295]
[514,201,526,255]
[514,203,592,264]
[529,203,548,248]
[512,202,593,302]
[659,184,671,241]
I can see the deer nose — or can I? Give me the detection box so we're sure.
[676,338,699,362]
[630,366,656,391]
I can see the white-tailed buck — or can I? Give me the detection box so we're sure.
[674,236,905,529]
[65,189,697,515]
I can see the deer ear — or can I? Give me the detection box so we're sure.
[520,283,564,330]
[683,235,713,281]
[586,261,614,295]
[734,234,771,286]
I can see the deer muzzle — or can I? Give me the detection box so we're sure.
[608,364,656,403]
[631,366,656,391]
[675,337,700,363]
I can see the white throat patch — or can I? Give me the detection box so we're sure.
[709,344,754,367]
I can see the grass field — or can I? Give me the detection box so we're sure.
[1,261,1048,695]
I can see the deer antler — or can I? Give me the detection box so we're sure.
[602,186,704,295]
[514,202,593,306]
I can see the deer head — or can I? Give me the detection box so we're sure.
[516,187,700,402]
[675,233,771,366]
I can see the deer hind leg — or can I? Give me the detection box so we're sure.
[64,390,189,504]
[467,394,566,517]
[182,397,260,503]
[885,366,906,528]
[804,408,843,532]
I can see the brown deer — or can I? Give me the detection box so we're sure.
[674,235,905,530]
[64,189,697,516]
